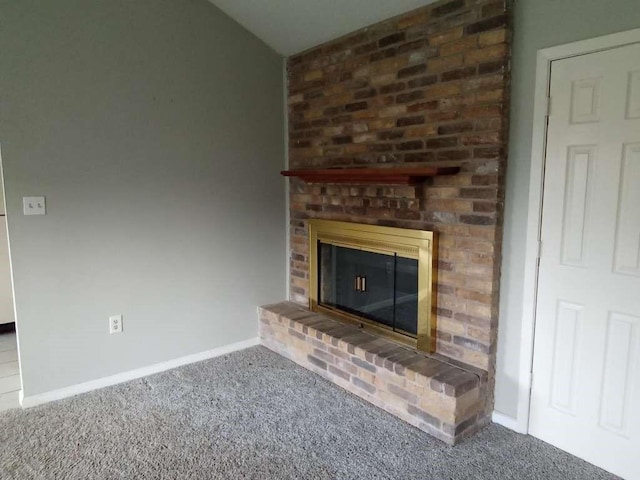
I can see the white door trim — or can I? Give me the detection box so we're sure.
[515,27,640,434]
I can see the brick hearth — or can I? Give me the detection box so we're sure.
[260,302,488,444]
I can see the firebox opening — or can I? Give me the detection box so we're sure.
[308,219,435,353]
[318,244,419,337]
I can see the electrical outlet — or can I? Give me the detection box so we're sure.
[109,315,123,334]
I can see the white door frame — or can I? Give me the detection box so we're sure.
[515,27,640,435]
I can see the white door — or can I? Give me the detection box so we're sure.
[529,43,640,480]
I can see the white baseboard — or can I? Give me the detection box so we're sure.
[492,411,526,433]
[20,337,260,409]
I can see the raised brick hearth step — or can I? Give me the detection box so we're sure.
[259,302,489,445]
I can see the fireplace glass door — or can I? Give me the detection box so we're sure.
[318,242,419,337]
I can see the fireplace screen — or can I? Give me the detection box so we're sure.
[308,219,435,352]
[318,244,419,336]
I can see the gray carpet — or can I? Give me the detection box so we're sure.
[0,346,617,480]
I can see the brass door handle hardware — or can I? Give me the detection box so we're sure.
[354,276,367,292]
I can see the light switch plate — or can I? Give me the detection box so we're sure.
[23,196,46,215]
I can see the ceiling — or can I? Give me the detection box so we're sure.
[208,0,438,56]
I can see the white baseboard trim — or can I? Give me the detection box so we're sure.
[20,337,260,409]
[492,411,526,434]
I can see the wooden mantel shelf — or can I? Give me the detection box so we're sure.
[280,166,460,185]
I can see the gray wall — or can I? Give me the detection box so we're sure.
[496,0,640,418]
[0,0,285,396]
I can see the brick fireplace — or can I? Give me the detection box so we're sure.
[261,0,511,444]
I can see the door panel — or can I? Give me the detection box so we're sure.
[560,145,595,266]
[599,312,638,437]
[627,71,640,118]
[614,143,640,276]
[530,42,640,480]
[549,300,583,414]
[570,77,602,123]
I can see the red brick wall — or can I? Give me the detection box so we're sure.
[286,0,510,374]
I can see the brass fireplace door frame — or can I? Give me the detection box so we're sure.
[308,219,436,353]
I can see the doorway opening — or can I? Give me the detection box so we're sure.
[0,142,20,412]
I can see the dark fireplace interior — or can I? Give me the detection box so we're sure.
[317,242,419,337]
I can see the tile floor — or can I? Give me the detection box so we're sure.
[0,331,20,411]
